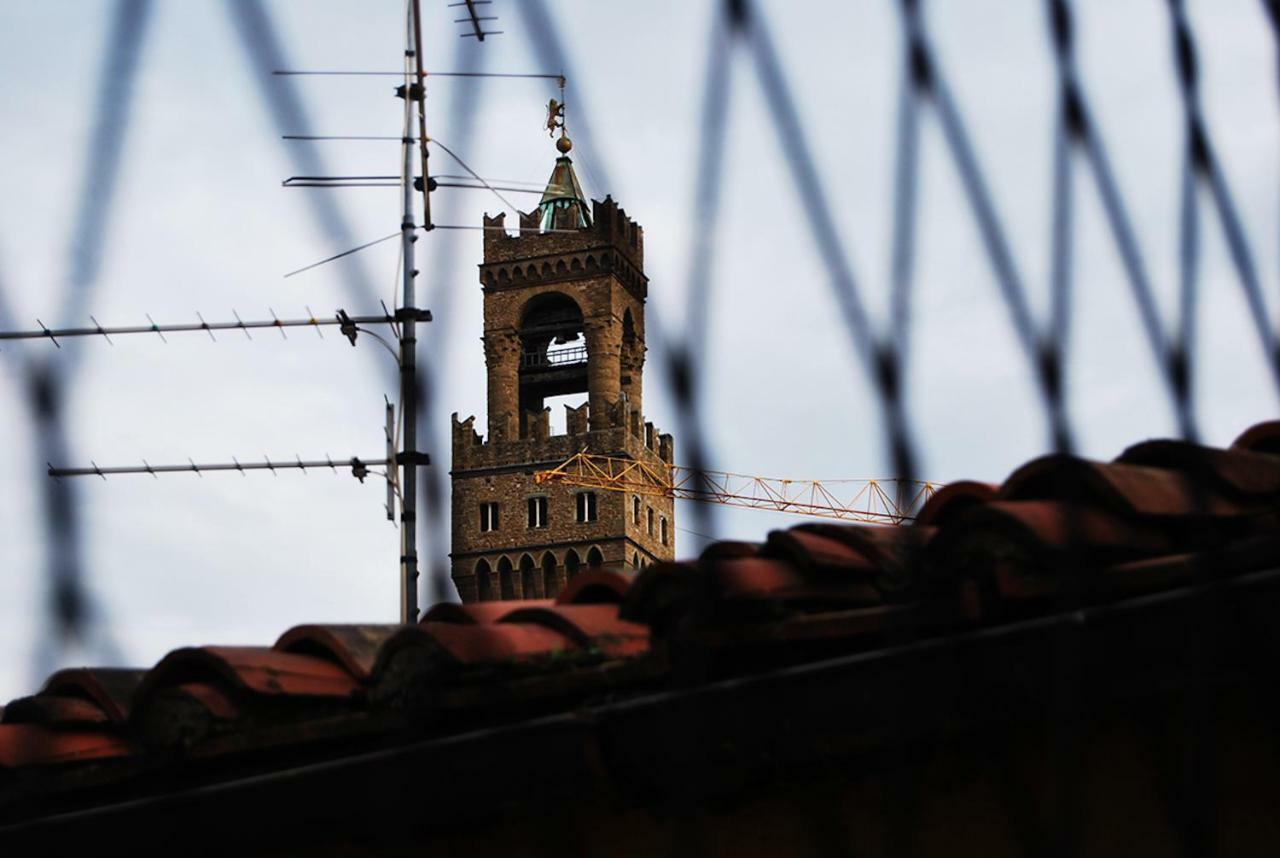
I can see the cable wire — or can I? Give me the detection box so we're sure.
[427,137,520,213]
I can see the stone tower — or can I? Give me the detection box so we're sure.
[450,147,675,603]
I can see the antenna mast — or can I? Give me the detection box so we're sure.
[398,1,426,623]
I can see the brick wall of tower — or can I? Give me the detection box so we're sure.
[451,194,674,603]
[450,409,675,603]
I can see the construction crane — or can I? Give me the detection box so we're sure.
[534,453,940,526]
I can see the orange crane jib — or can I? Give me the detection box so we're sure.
[533,453,940,526]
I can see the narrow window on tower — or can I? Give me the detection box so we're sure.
[527,496,548,529]
[576,491,598,523]
[660,516,669,546]
[632,495,641,525]
[647,506,654,537]
[479,502,499,532]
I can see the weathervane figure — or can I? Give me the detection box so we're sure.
[545,98,565,138]
[546,96,572,154]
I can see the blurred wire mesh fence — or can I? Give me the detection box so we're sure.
[0,9,1277,848]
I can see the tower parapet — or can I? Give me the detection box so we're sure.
[480,196,646,299]
[451,395,674,473]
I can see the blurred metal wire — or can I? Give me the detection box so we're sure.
[227,1,393,380]
[4,1,1278,848]
[417,38,490,609]
[661,1,743,546]
[18,0,154,682]
[1168,0,1280,415]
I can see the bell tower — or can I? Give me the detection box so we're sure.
[450,135,675,603]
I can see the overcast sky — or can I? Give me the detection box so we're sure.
[0,0,1277,701]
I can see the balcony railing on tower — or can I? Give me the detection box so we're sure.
[522,345,588,369]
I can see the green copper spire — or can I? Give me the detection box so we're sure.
[536,136,591,232]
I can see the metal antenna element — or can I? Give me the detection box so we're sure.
[90,316,114,345]
[273,71,559,79]
[49,456,388,480]
[145,313,167,343]
[306,306,324,339]
[36,319,60,348]
[449,0,500,40]
[233,309,252,340]
[282,174,545,195]
[282,175,400,187]
[0,311,401,343]
[269,308,287,339]
[283,232,401,278]
[196,311,216,342]
[385,397,397,522]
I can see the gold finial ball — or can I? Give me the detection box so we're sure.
[556,135,573,154]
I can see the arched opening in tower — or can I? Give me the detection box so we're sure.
[475,558,493,602]
[518,292,588,436]
[541,551,558,598]
[620,308,641,410]
[519,553,537,599]
[497,556,515,600]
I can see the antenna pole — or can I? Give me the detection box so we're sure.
[398,4,423,624]
[411,0,433,229]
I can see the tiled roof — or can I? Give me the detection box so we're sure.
[3,421,1280,835]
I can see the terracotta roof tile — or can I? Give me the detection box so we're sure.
[138,646,361,700]
[618,561,705,631]
[1231,420,1280,455]
[365,621,586,713]
[698,541,763,562]
[369,621,583,687]
[688,603,919,647]
[497,604,650,657]
[555,568,633,604]
[707,553,883,608]
[1105,534,1280,581]
[1,695,111,727]
[1118,439,1280,500]
[170,681,239,720]
[419,622,580,665]
[999,455,1251,517]
[273,624,403,680]
[930,499,1172,568]
[914,480,1000,528]
[0,724,134,769]
[791,523,936,597]
[421,601,554,624]
[40,668,146,723]
[129,680,242,751]
[711,556,811,600]
[762,528,878,578]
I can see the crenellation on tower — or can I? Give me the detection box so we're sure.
[480,198,646,298]
[450,396,673,472]
[565,400,589,435]
[451,148,675,603]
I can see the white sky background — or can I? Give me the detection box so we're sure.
[0,0,1277,701]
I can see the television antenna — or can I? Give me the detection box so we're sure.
[6,1,569,622]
